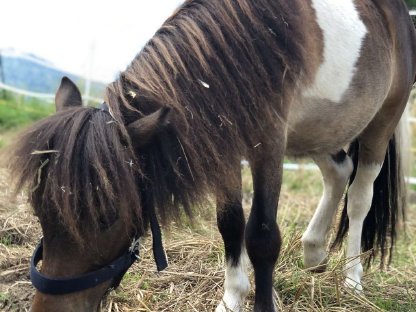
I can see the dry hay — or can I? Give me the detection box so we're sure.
[0,168,41,311]
[0,167,415,311]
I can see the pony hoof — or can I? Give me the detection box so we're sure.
[308,262,328,273]
[215,301,241,312]
[344,278,363,294]
[302,241,328,272]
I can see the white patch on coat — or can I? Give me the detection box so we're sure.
[216,248,250,312]
[304,0,367,103]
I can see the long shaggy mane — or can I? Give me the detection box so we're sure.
[105,0,309,222]
[11,0,312,237]
[10,107,141,243]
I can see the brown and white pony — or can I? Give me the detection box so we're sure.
[10,0,416,311]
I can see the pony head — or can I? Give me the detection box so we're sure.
[11,77,171,311]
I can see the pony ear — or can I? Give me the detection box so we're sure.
[127,107,171,147]
[55,77,82,112]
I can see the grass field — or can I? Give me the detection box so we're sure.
[0,98,415,311]
[0,96,54,149]
[1,163,415,311]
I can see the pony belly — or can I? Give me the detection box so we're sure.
[285,102,367,157]
[285,127,352,157]
[286,89,384,157]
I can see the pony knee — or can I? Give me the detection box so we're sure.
[245,219,281,268]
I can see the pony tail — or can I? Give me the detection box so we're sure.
[363,134,405,266]
[332,140,358,251]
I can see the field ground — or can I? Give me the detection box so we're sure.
[0,100,416,311]
[0,159,415,311]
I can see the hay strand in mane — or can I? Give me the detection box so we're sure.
[10,107,141,245]
[105,0,310,223]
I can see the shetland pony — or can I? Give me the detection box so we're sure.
[11,0,416,311]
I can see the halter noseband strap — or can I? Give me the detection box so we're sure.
[30,238,139,295]
[30,223,167,295]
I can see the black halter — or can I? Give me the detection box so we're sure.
[29,102,169,295]
[30,238,140,295]
[30,223,168,295]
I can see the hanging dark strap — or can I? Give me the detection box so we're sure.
[98,101,167,271]
[149,206,168,271]
[142,183,168,272]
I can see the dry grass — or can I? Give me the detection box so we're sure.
[1,164,415,311]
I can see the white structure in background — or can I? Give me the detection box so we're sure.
[1,11,416,183]
[0,49,102,104]
[0,81,102,104]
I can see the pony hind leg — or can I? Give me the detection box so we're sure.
[343,151,383,291]
[216,167,250,312]
[338,94,408,292]
[302,152,353,271]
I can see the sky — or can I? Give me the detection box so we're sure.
[0,0,183,82]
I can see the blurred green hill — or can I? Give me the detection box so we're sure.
[0,51,106,98]
[407,0,416,9]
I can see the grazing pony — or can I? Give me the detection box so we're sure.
[11,0,416,311]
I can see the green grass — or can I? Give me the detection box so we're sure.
[0,235,12,246]
[373,298,416,312]
[0,292,8,301]
[1,95,416,311]
[99,167,416,311]
[406,0,416,8]
[0,98,54,132]
[0,97,54,150]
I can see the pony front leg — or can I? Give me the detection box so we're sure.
[216,170,250,312]
[302,152,353,271]
[344,162,381,291]
[246,147,284,312]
